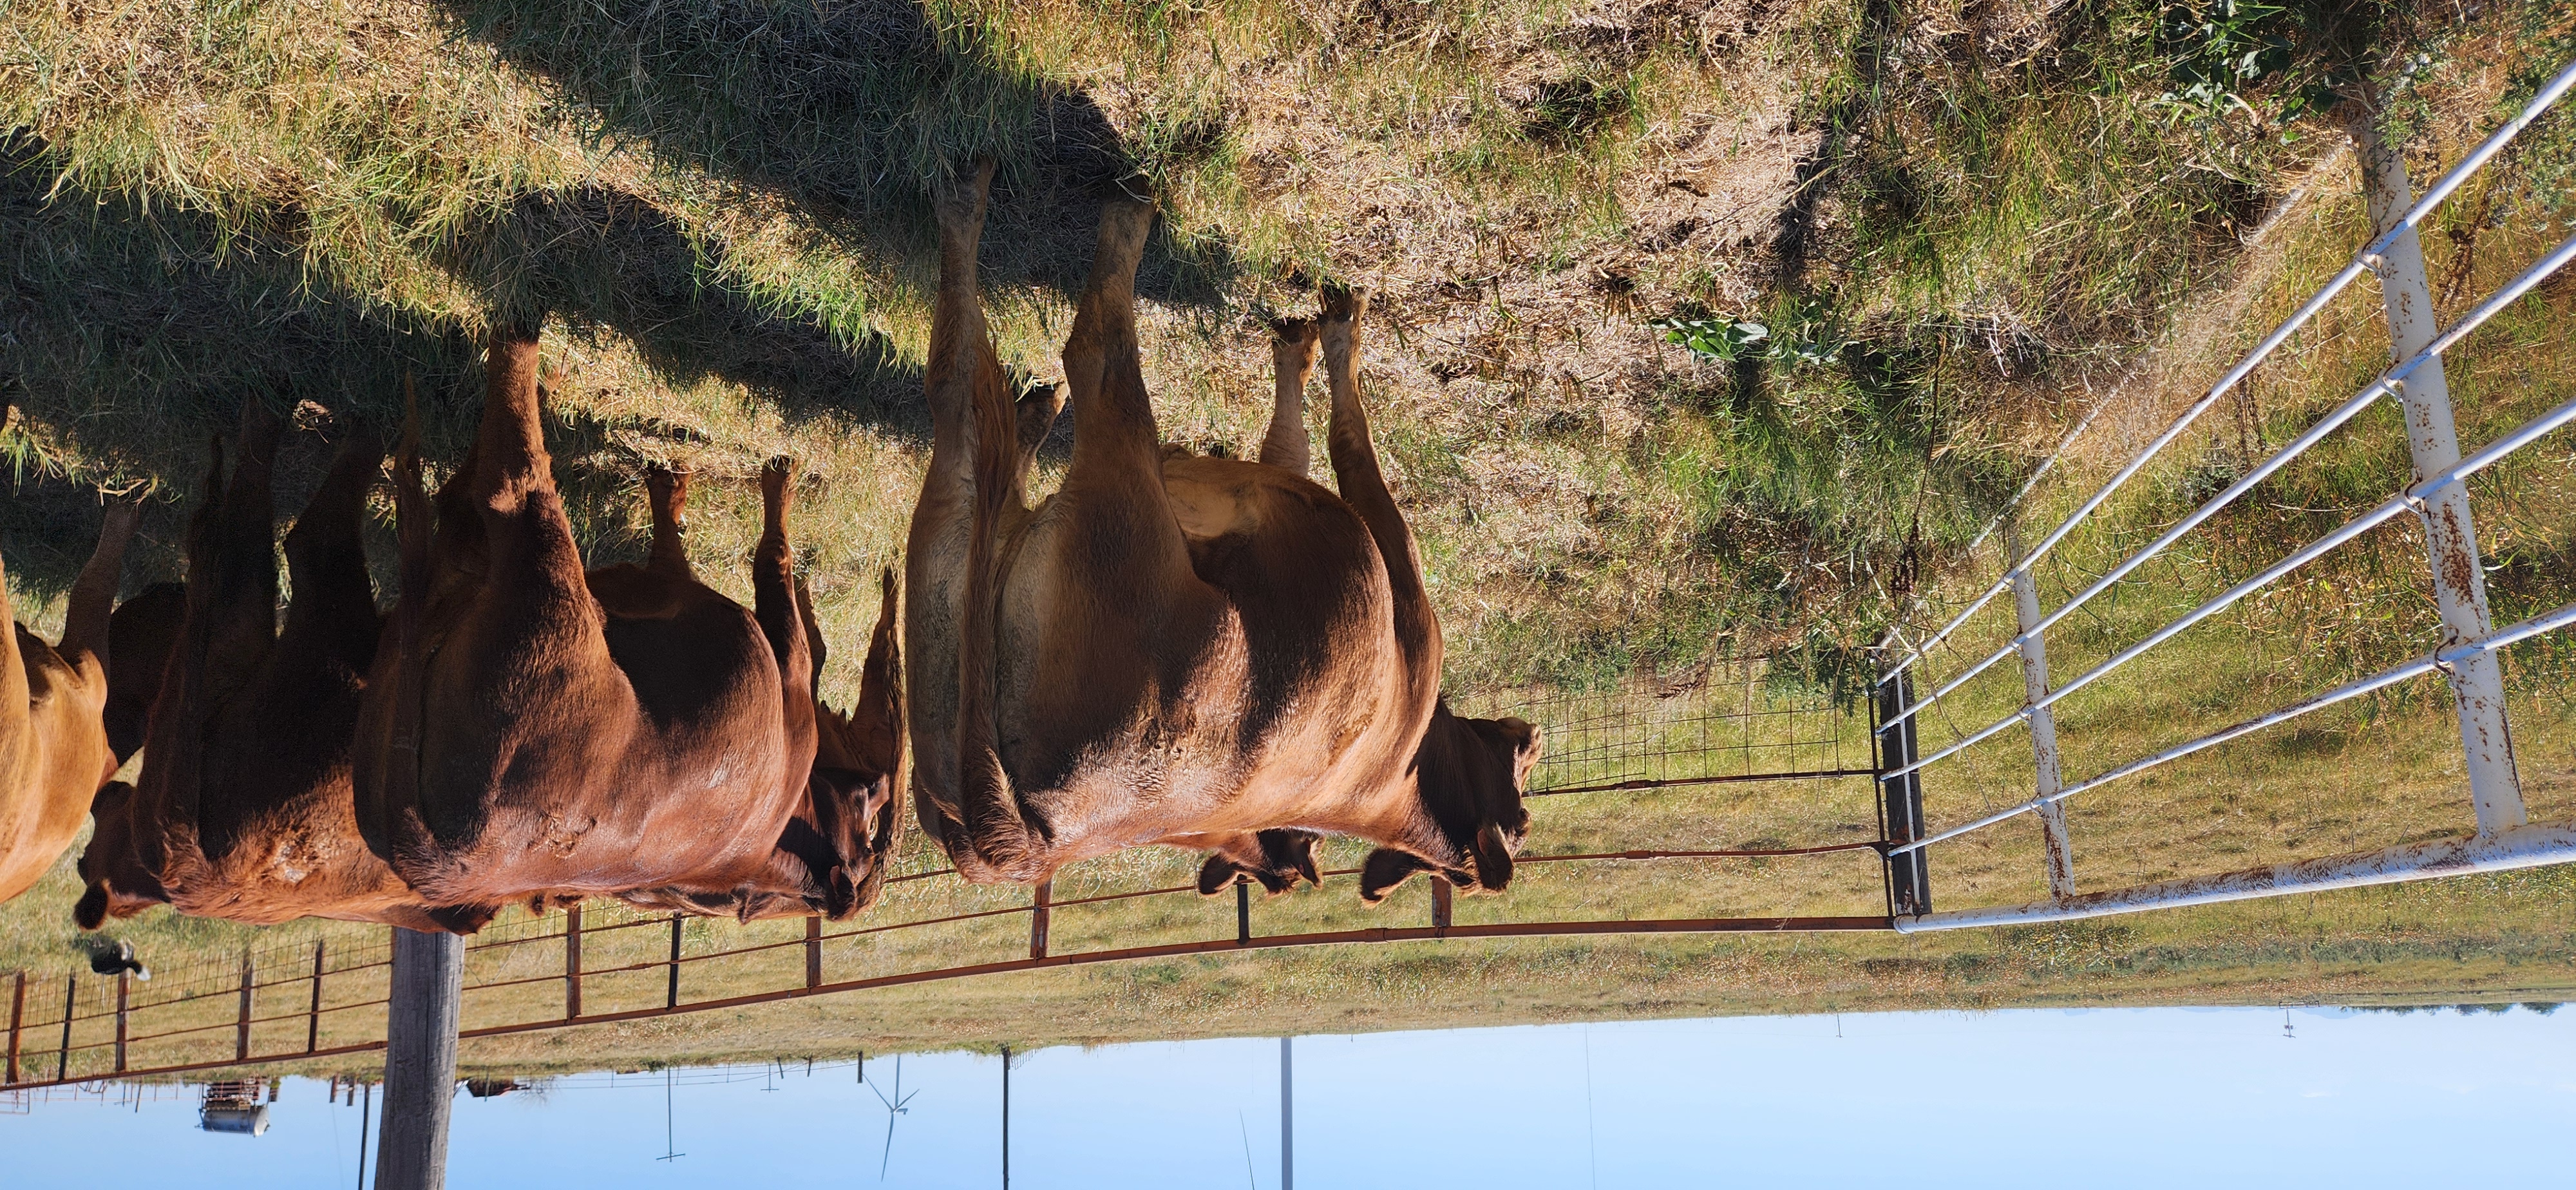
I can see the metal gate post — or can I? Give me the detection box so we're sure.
[2009,523,2078,900]
[665,914,684,1009]
[56,975,73,1082]
[1028,881,1052,960]
[1873,666,1931,915]
[235,952,254,1061]
[564,904,583,1020]
[2355,118,2526,834]
[307,941,327,1053]
[5,970,22,1084]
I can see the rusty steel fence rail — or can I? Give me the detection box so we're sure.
[1873,57,2576,931]
[0,658,1892,1091]
[0,863,1885,1092]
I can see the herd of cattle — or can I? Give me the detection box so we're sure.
[0,171,1542,936]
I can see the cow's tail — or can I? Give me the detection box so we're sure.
[361,376,471,906]
[952,336,1043,882]
[147,432,229,896]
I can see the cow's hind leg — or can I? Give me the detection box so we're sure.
[278,422,384,670]
[397,324,612,889]
[753,457,817,802]
[1260,318,1318,477]
[1193,829,1323,896]
[1048,200,1205,601]
[1057,202,1170,500]
[644,465,692,579]
[951,200,1195,879]
[905,161,1009,862]
[1319,285,1436,657]
[59,499,140,670]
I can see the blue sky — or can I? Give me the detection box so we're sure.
[3,1004,2568,1187]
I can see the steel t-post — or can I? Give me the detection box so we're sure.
[1872,666,1930,915]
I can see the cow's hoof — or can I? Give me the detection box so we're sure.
[1320,283,1369,325]
[936,158,997,231]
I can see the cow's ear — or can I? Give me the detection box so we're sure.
[1286,835,1321,889]
[1198,854,1244,896]
[1359,848,1432,905]
[1258,829,1323,889]
[73,884,109,931]
[1470,822,1515,893]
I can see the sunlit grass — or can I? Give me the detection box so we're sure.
[3,0,2576,1077]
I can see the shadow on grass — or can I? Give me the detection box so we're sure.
[6,0,1251,588]
[0,133,911,591]
[431,0,1237,305]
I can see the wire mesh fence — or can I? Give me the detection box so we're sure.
[1455,659,1878,797]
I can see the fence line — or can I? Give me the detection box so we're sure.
[0,849,1889,1090]
[1873,56,2576,930]
[0,656,1890,1091]
[1876,57,2576,695]
[12,62,2574,1093]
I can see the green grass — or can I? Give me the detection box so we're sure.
[15,0,2505,687]
[5,0,2576,1075]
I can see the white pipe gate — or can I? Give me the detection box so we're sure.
[1873,59,2576,933]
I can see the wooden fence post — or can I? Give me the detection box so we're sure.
[804,916,822,989]
[113,972,129,1072]
[564,905,583,1020]
[665,914,683,1009]
[235,951,253,1061]
[56,974,73,1082]
[1028,880,1052,960]
[377,929,462,1190]
[1236,881,1251,945]
[1430,875,1453,935]
[307,940,327,1053]
[6,970,23,1084]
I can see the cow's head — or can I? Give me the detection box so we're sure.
[1361,703,1541,905]
[73,781,169,930]
[799,568,905,918]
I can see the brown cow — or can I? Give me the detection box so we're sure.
[102,581,185,766]
[351,324,826,923]
[74,404,459,932]
[616,484,907,921]
[0,498,139,905]
[905,165,1539,903]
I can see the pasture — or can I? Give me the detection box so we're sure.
[4,0,2575,1074]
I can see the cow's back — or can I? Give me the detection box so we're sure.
[975,455,1418,853]
[0,624,113,903]
[443,572,791,897]
[170,612,430,927]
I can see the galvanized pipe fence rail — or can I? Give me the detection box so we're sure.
[1872,58,2576,931]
